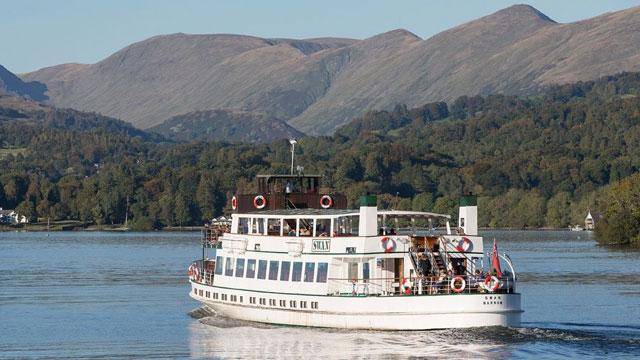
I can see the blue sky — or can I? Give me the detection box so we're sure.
[2,0,639,73]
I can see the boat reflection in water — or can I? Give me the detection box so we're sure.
[188,313,514,359]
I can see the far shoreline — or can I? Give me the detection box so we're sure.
[0,223,590,233]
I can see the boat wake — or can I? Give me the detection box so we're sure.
[187,309,640,358]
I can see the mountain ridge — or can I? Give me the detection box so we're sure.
[22,4,640,134]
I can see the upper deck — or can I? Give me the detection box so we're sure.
[231,174,348,213]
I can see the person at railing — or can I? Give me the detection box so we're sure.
[434,270,447,294]
[470,269,484,292]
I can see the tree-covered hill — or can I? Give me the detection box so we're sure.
[1,72,639,230]
[148,109,304,143]
[0,95,164,142]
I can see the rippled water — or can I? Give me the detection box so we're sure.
[1,230,638,359]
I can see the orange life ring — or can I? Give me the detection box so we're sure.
[380,236,395,253]
[484,275,500,292]
[231,195,238,210]
[455,237,473,252]
[253,195,266,209]
[320,195,333,209]
[400,277,412,295]
[450,276,466,293]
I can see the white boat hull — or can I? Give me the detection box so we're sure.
[190,282,522,330]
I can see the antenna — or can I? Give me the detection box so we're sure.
[289,139,297,175]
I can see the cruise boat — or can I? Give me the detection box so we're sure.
[188,173,522,330]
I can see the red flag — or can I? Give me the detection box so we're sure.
[491,239,503,277]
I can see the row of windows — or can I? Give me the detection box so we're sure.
[195,288,319,309]
[215,257,329,283]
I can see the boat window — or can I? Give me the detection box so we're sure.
[257,260,267,279]
[225,257,234,276]
[335,216,359,236]
[252,218,265,235]
[299,219,313,237]
[238,218,249,234]
[283,219,296,236]
[292,262,303,282]
[214,256,223,275]
[304,262,315,282]
[235,258,245,277]
[280,261,291,281]
[246,259,257,278]
[268,261,280,280]
[363,262,370,282]
[300,301,307,308]
[267,218,280,236]
[316,262,328,283]
[315,219,331,237]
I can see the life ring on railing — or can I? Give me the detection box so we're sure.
[188,264,194,278]
[380,237,395,253]
[400,277,412,295]
[253,195,266,209]
[484,275,500,292]
[231,196,238,210]
[320,195,333,209]
[450,276,466,293]
[455,237,473,252]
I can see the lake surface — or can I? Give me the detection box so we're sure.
[1,230,639,359]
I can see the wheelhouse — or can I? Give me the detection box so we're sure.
[231,174,348,213]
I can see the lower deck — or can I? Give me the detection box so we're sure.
[189,280,522,329]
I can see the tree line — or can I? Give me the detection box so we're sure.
[0,73,639,235]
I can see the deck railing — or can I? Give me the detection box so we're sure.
[327,275,515,297]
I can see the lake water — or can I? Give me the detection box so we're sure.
[1,230,639,359]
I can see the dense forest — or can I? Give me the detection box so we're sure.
[1,73,639,237]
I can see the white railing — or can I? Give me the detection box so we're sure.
[326,275,516,297]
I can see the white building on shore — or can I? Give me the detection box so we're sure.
[0,208,28,225]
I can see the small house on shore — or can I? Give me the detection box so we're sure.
[0,208,28,225]
[584,210,603,231]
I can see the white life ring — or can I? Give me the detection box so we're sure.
[484,275,500,292]
[450,276,466,293]
[231,195,238,210]
[320,195,333,209]
[253,195,266,209]
[455,237,473,252]
[400,277,412,295]
[380,236,395,253]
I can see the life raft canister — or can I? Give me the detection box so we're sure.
[253,195,267,209]
[400,277,412,295]
[450,276,466,293]
[455,237,473,252]
[231,195,238,210]
[380,236,395,253]
[320,195,333,209]
[484,275,500,292]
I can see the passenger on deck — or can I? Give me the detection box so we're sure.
[434,270,447,293]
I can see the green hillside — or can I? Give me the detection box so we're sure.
[1,73,639,235]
